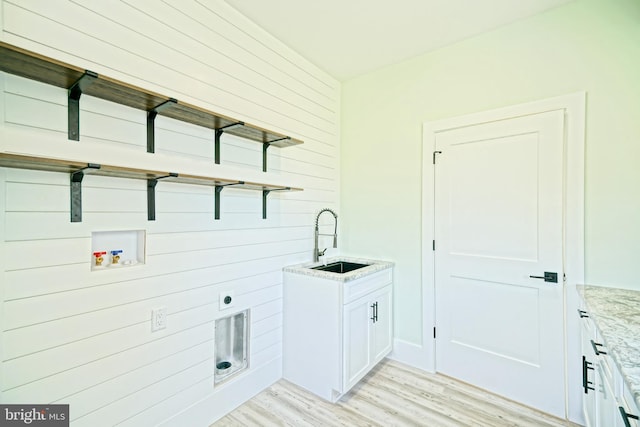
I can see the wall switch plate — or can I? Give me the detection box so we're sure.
[219,291,234,310]
[151,306,167,332]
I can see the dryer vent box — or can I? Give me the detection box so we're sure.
[214,309,249,384]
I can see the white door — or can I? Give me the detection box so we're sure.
[434,110,565,417]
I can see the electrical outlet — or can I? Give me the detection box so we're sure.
[151,307,167,332]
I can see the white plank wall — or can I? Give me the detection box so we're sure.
[0,0,340,425]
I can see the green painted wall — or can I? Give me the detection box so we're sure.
[341,0,640,344]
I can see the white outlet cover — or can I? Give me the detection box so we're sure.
[219,291,235,310]
[151,306,167,332]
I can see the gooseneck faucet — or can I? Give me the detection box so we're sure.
[314,208,338,262]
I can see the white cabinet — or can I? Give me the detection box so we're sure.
[283,266,393,402]
[343,284,392,392]
[621,382,640,427]
[596,358,617,427]
[580,309,597,427]
[579,307,640,427]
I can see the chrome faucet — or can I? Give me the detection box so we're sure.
[314,208,338,262]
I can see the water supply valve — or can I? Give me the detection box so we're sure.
[110,249,123,264]
[93,251,106,267]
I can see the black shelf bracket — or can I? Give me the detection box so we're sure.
[70,163,101,222]
[262,142,271,172]
[68,70,99,141]
[214,122,244,164]
[147,98,178,153]
[214,181,244,220]
[147,173,178,221]
[263,137,290,172]
[262,187,290,219]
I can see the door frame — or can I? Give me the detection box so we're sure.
[421,92,585,422]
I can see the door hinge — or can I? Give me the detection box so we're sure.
[433,150,442,164]
[433,327,436,339]
[432,240,435,251]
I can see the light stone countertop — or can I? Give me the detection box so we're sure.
[283,256,394,282]
[577,285,640,409]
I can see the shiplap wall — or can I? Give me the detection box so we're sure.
[0,0,340,425]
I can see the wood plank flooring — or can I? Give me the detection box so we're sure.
[214,359,580,426]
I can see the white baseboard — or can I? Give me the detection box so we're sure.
[158,357,282,427]
[388,338,434,373]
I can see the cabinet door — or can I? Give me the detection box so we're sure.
[620,382,640,427]
[617,404,640,427]
[580,314,597,427]
[614,407,628,427]
[596,359,616,427]
[371,285,393,363]
[343,298,372,391]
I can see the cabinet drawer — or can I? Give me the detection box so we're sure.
[582,312,613,385]
[343,268,392,304]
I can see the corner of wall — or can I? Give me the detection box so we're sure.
[0,70,7,403]
[0,167,5,403]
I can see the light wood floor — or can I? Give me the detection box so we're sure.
[214,359,580,426]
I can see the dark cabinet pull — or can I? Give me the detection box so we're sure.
[374,302,378,323]
[619,406,639,427]
[370,302,379,323]
[578,309,589,318]
[582,356,595,394]
[591,339,607,355]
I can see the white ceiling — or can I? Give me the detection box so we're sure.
[224,0,574,81]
